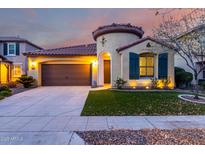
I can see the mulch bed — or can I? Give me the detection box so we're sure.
[76,129,205,145]
[181,95,205,103]
[11,87,36,95]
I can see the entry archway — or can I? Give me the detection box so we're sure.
[98,52,111,86]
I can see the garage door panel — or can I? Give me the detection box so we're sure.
[42,64,91,86]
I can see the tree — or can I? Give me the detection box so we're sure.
[154,9,205,99]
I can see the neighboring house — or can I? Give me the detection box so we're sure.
[24,23,176,88]
[174,24,205,83]
[0,37,42,83]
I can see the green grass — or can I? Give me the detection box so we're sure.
[81,90,205,116]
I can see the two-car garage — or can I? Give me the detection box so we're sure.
[41,64,91,86]
[25,43,97,87]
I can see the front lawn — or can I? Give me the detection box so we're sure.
[81,90,205,116]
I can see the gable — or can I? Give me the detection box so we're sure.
[116,37,177,53]
[117,39,175,55]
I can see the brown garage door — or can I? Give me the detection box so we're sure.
[42,64,91,86]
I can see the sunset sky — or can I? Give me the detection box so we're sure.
[0,8,193,49]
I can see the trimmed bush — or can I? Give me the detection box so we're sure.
[0,95,5,100]
[17,75,36,88]
[6,81,17,88]
[114,77,127,89]
[198,80,205,90]
[175,67,193,88]
[151,78,160,89]
[0,85,12,98]
[0,85,11,92]
[0,90,12,97]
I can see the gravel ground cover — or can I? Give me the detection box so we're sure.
[77,129,205,145]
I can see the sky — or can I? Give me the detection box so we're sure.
[0,8,193,49]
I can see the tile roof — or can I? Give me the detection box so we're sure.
[0,55,12,63]
[24,43,97,56]
[116,36,178,52]
[0,36,43,50]
[92,23,144,40]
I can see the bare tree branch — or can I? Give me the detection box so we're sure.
[154,9,205,98]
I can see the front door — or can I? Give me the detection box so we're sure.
[104,60,111,84]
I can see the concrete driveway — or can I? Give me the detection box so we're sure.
[0,86,89,144]
[0,86,89,117]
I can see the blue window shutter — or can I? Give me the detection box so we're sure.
[158,53,168,79]
[3,43,7,56]
[129,52,139,79]
[16,43,20,55]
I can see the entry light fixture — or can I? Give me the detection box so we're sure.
[31,61,36,70]
[92,60,98,66]
[145,86,150,89]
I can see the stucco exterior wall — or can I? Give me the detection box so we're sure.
[27,56,97,86]
[120,40,175,88]
[96,32,140,86]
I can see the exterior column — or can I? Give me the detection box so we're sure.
[97,55,104,86]
[154,53,158,79]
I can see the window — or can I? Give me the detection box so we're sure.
[139,53,154,77]
[7,43,16,56]
[13,64,22,77]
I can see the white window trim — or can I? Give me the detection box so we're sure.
[13,63,22,77]
[7,43,16,56]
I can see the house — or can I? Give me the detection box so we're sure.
[174,24,205,84]
[0,37,42,83]
[24,23,176,88]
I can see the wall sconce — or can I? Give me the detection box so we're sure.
[145,86,150,90]
[92,60,98,66]
[107,53,111,57]
[31,61,36,70]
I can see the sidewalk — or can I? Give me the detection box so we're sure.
[0,115,205,144]
[0,115,205,132]
[65,115,205,131]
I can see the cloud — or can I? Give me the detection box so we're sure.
[0,8,195,49]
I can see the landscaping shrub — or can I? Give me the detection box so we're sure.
[162,77,171,90]
[0,85,12,98]
[6,81,17,88]
[16,75,36,88]
[198,80,205,90]
[151,78,160,89]
[0,85,11,92]
[0,90,12,97]
[0,95,5,100]
[175,67,193,88]
[114,77,127,89]
[151,77,172,89]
